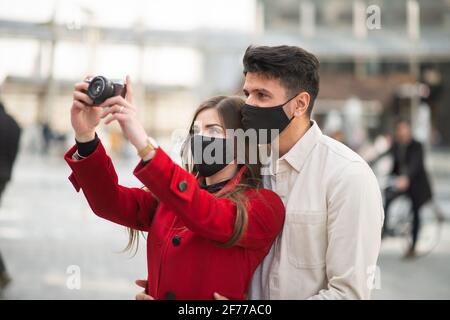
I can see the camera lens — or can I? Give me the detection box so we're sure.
[87,76,115,105]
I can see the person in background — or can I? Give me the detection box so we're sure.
[383,119,433,258]
[0,100,21,290]
[41,122,53,154]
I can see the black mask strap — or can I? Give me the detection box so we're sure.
[281,92,301,122]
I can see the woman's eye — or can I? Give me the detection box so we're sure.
[258,93,266,99]
[209,127,222,135]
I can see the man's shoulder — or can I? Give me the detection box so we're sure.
[313,135,379,186]
[317,135,366,166]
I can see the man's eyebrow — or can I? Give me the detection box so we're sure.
[244,87,272,95]
[257,88,272,95]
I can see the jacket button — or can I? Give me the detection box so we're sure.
[165,291,176,300]
[178,181,188,192]
[172,235,181,246]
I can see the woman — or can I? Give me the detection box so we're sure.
[64,76,285,300]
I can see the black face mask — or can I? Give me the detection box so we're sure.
[241,94,298,143]
[190,135,234,178]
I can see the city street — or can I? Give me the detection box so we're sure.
[1,148,450,300]
[0,150,147,299]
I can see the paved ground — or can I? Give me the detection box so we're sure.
[372,149,450,300]
[1,147,449,300]
[0,150,147,299]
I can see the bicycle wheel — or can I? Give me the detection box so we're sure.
[386,195,413,252]
[387,197,444,257]
[414,200,445,257]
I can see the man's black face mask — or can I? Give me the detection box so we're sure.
[241,94,298,143]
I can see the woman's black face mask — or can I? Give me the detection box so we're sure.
[190,135,234,177]
[241,94,298,143]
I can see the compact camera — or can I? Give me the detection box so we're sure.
[85,76,127,105]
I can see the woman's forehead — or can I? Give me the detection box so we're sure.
[194,108,222,126]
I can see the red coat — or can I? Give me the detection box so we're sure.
[64,141,285,300]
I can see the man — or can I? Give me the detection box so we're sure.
[136,45,384,300]
[238,45,383,300]
[383,119,432,258]
[0,100,21,290]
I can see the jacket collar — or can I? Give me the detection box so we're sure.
[277,120,322,173]
[198,165,247,197]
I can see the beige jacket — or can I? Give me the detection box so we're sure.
[249,121,384,300]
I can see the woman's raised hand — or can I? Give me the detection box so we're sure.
[98,75,149,152]
[70,76,103,142]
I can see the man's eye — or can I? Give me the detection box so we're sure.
[258,92,267,99]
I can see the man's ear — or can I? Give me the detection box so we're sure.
[293,92,310,117]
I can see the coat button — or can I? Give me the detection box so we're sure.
[172,235,181,246]
[178,181,188,192]
[165,291,176,300]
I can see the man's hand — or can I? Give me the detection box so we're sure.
[213,292,229,300]
[396,175,410,191]
[134,281,230,300]
[135,279,154,300]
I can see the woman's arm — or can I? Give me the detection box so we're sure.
[65,140,159,231]
[133,147,285,249]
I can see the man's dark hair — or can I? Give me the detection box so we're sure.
[243,45,320,116]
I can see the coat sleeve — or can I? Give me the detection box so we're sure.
[8,118,21,166]
[64,141,159,231]
[133,147,285,249]
[406,142,424,180]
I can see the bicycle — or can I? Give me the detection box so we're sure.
[381,177,445,258]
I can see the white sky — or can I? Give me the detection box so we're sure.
[0,0,256,85]
[0,0,256,30]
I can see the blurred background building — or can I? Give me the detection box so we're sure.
[1,0,449,152]
[0,0,449,299]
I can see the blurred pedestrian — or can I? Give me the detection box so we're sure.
[383,118,433,258]
[41,122,53,154]
[0,100,21,289]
